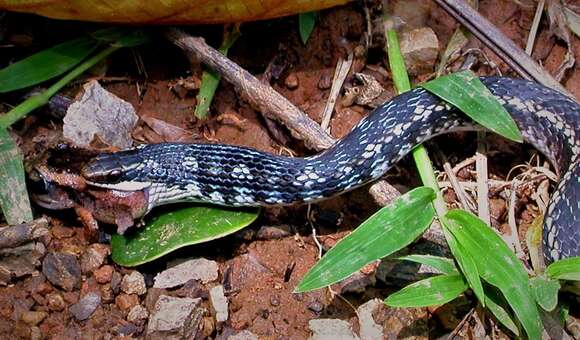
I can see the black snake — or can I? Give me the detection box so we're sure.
[81,77,579,262]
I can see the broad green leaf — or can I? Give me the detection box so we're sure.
[296,187,436,292]
[111,205,259,266]
[398,254,457,274]
[530,276,560,311]
[0,129,33,224]
[546,256,580,281]
[445,209,541,340]
[385,273,468,307]
[485,284,520,336]
[299,12,317,44]
[421,71,523,143]
[0,37,97,93]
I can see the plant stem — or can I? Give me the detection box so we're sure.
[0,45,119,129]
[384,17,448,218]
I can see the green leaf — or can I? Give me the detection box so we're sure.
[384,273,468,307]
[195,27,240,119]
[445,209,541,340]
[421,71,523,143]
[298,12,317,44]
[530,276,560,311]
[384,21,411,94]
[398,254,457,274]
[111,205,259,266]
[444,226,486,307]
[296,187,436,292]
[0,37,97,93]
[485,284,520,336]
[0,129,33,224]
[91,28,149,47]
[546,256,580,281]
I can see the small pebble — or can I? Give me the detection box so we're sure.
[127,304,149,322]
[69,292,101,321]
[20,311,48,326]
[42,252,81,292]
[307,301,324,313]
[284,74,299,89]
[121,271,147,295]
[116,293,139,311]
[80,244,110,274]
[269,295,280,307]
[46,293,66,312]
[94,265,113,284]
[100,284,115,304]
[209,285,228,323]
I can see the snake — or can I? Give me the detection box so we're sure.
[81,76,579,262]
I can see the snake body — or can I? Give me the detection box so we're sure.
[83,77,579,262]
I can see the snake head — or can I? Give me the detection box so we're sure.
[81,151,151,192]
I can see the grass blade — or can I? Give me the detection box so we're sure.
[111,205,259,266]
[385,273,468,307]
[0,129,33,224]
[398,254,457,274]
[421,71,523,142]
[445,209,541,340]
[296,187,436,292]
[546,257,580,281]
[0,37,97,93]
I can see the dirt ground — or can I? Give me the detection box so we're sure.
[0,0,579,339]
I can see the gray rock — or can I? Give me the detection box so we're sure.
[153,258,218,289]
[147,295,200,336]
[63,80,138,148]
[69,292,101,321]
[121,271,147,295]
[357,299,383,340]
[209,285,228,323]
[42,252,81,291]
[399,27,439,76]
[309,319,360,340]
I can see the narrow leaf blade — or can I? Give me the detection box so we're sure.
[299,12,317,44]
[296,187,436,292]
[385,273,468,307]
[398,254,457,274]
[0,37,97,93]
[445,209,541,340]
[421,71,523,142]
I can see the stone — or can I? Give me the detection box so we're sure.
[46,293,66,311]
[284,74,299,89]
[256,225,292,240]
[227,330,259,340]
[121,271,147,295]
[69,292,101,321]
[20,311,48,326]
[63,80,138,148]
[115,294,139,311]
[357,299,384,340]
[94,265,113,284]
[80,244,110,274]
[209,285,228,323]
[399,27,439,76]
[147,295,200,337]
[127,304,149,322]
[153,258,218,289]
[42,252,81,291]
[309,319,360,340]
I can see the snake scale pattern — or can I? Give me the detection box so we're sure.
[82,77,579,262]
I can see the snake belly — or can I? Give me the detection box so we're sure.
[82,77,579,262]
